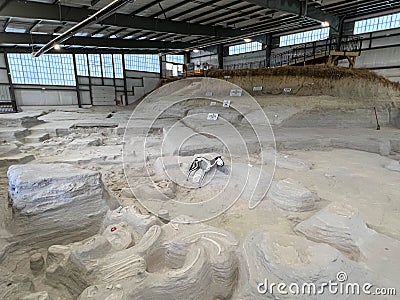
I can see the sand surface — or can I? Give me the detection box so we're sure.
[0,76,399,299]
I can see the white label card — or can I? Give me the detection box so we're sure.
[223,100,231,108]
[230,89,243,97]
[207,113,219,121]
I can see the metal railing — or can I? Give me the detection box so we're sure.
[224,35,363,70]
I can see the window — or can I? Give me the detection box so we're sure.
[113,54,123,78]
[124,54,160,73]
[75,54,123,78]
[7,53,75,86]
[354,12,400,34]
[166,63,183,76]
[280,27,330,47]
[229,42,262,55]
[75,54,88,76]
[101,54,114,78]
[166,55,184,64]
[88,54,102,77]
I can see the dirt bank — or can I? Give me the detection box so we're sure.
[206,66,400,105]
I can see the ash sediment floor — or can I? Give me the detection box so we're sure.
[0,77,399,299]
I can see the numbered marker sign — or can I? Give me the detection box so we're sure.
[230,89,243,97]
[283,88,292,93]
[253,86,263,92]
[207,113,219,121]
[205,91,213,97]
[224,76,231,79]
[210,101,217,106]
[223,100,231,108]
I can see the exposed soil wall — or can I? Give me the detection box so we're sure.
[206,66,400,104]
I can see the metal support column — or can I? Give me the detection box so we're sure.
[72,54,82,108]
[265,34,272,68]
[121,54,128,106]
[3,50,18,112]
[85,54,94,105]
[217,44,224,70]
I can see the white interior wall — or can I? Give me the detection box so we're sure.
[0,53,11,101]
[338,28,400,82]
[14,87,78,106]
[126,70,160,104]
[0,54,8,84]
[224,50,267,68]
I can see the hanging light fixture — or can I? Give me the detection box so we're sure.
[321,21,330,27]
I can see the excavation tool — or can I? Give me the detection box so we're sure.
[374,107,381,130]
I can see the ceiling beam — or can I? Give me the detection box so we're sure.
[244,0,339,29]
[130,0,163,16]
[90,25,111,36]
[0,46,162,55]
[120,30,143,39]
[2,17,12,32]
[91,0,102,7]
[26,20,41,33]
[0,1,249,37]
[149,0,187,18]
[105,27,127,38]
[0,33,193,50]
[156,0,223,20]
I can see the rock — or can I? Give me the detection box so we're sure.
[103,206,158,236]
[134,180,176,202]
[0,267,35,300]
[158,209,170,221]
[7,163,112,248]
[385,159,400,172]
[379,141,391,156]
[389,107,400,128]
[46,217,238,299]
[295,202,400,288]
[268,179,316,212]
[102,223,133,251]
[0,142,20,157]
[0,154,35,168]
[30,253,45,274]
[295,203,372,259]
[45,244,85,297]
[21,291,52,300]
[262,151,311,171]
[120,188,134,198]
[67,135,102,149]
[0,230,12,263]
[236,231,370,299]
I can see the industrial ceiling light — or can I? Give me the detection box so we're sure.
[244,38,252,43]
[321,21,330,27]
[32,0,132,57]
[53,44,61,50]
[192,48,200,53]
